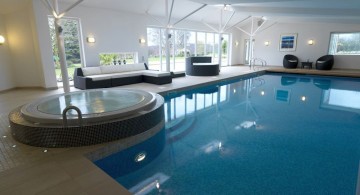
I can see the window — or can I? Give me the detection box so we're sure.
[196,32,205,56]
[222,34,230,65]
[147,27,231,71]
[329,32,360,55]
[99,52,138,65]
[147,28,162,70]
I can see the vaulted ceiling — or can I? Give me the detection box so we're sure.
[1,0,360,26]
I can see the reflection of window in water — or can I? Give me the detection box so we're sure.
[323,89,360,110]
[275,89,290,102]
[164,85,230,123]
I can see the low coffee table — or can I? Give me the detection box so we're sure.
[301,62,313,69]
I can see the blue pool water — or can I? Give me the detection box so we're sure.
[94,73,360,194]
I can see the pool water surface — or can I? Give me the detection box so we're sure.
[94,73,360,194]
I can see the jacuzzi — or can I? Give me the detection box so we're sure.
[8,89,165,148]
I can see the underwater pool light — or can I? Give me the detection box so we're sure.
[135,151,147,162]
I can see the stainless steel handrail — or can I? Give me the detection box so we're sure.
[62,105,83,127]
[250,58,267,70]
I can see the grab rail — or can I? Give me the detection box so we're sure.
[62,105,83,127]
[250,58,267,70]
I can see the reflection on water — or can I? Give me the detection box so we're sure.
[313,78,331,90]
[281,76,297,86]
[322,88,360,111]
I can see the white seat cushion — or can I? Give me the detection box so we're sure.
[110,71,144,78]
[288,60,297,63]
[86,74,115,81]
[142,70,171,77]
[193,63,218,66]
[173,70,185,73]
[100,65,127,74]
[82,67,102,76]
[122,63,146,72]
[317,60,325,63]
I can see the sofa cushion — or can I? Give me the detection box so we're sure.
[86,74,116,81]
[124,63,147,71]
[100,65,126,74]
[193,63,218,66]
[82,67,102,76]
[142,70,171,77]
[110,71,144,78]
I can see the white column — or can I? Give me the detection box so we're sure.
[55,18,70,93]
[218,33,222,67]
[165,28,171,72]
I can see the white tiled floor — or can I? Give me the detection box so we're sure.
[0,65,359,194]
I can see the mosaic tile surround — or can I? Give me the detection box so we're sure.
[9,98,164,148]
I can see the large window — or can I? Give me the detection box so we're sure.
[329,32,360,55]
[99,52,138,65]
[147,27,231,71]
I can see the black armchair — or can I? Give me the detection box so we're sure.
[283,54,298,69]
[315,55,334,70]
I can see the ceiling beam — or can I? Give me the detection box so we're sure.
[224,15,251,32]
[202,20,218,32]
[168,0,175,25]
[221,11,235,32]
[173,4,207,26]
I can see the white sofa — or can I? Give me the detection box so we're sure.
[74,63,172,89]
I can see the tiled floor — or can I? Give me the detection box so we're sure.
[0,65,359,195]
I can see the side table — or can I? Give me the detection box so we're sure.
[301,62,313,69]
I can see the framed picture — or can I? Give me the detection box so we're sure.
[279,33,297,51]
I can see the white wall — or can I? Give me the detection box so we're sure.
[68,6,149,66]
[31,0,57,89]
[230,28,242,65]
[0,14,14,91]
[238,21,360,69]
[5,5,44,88]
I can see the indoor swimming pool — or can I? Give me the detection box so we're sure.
[94,73,360,194]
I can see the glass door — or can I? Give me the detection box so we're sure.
[244,39,250,65]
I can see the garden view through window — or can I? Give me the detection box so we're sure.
[99,52,137,65]
[329,32,360,55]
[147,27,230,71]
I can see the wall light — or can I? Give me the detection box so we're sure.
[308,39,314,45]
[0,35,5,45]
[86,36,95,43]
[235,41,239,47]
[264,41,270,46]
[139,38,146,44]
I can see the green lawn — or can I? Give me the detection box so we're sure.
[55,64,82,78]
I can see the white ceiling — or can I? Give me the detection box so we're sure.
[1,0,360,27]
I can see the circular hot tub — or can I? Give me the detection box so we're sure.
[9,89,165,148]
